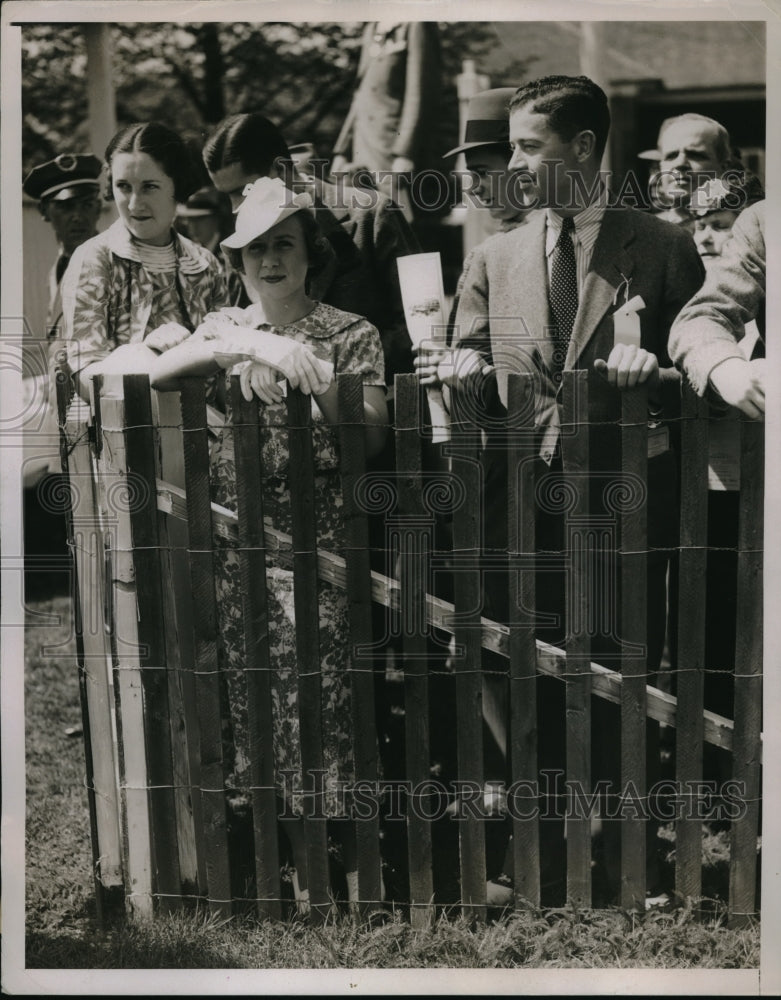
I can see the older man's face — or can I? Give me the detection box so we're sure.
[657,120,726,207]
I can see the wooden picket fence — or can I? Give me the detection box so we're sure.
[56,370,763,928]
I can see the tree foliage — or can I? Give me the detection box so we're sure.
[21,21,523,179]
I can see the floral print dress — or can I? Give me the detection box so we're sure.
[60,218,228,372]
[201,300,385,815]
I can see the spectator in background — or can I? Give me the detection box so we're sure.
[23,153,103,340]
[203,112,419,389]
[651,113,732,228]
[440,87,533,330]
[331,21,441,222]
[669,199,765,417]
[175,185,232,255]
[176,185,242,304]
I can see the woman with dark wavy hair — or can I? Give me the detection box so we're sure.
[60,121,227,398]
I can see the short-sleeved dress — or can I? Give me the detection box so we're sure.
[204,300,385,816]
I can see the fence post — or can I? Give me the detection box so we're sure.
[449,382,487,922]
[56,374,124,922]
[675,386,709,901]
[394,374,435,927]
[729,418,764,928]
[229,377,282,921]
[94,373,155,919]
[561,369,592,907]
[286,387,332,922]
[619,384,649,911]
[153,389,204,896]
[178,379,233,917]
[123,374,183,913]
[506,373,541,908]
[338,373,384,920]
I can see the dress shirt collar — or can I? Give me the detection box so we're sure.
[545,188,608,258]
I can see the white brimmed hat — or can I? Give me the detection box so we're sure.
[220,177,313,250]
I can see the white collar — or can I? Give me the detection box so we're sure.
[102,217,214,275]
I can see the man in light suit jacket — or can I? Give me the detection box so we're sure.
[443,75,705,902]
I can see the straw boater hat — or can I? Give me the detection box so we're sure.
[23,153,102,203]
[221,177,314,250]
[442,87,518,159]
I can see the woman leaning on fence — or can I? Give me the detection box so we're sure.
[149,177,388,911]
[58,121,228,397]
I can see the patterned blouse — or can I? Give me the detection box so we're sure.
[60,217,228,373]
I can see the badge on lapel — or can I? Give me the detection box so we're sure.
[612,272,645,348]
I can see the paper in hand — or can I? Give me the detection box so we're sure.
[397,252,450,441]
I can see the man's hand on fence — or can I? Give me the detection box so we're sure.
[594,344,660,391]
[708,356,765,419]
[144,323,192,353]
[415,343,492,388]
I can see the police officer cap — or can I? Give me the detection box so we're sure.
[23,153,102,203]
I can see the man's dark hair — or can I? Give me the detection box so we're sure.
[203,113,292,178]
[508,75,611,160]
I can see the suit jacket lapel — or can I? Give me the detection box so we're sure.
[492,212,552,405]
[514,211,552,361]
[565,208,636,368]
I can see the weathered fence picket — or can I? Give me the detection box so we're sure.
[675,387,710,901]
[154,390,203,897]
[229,377,282,921]
[449,381,487,921]
[506,373,541,909]
[94,374,155,918]
[178,379,232,917]
[729,417,764,928]
[619,384,649,911]
[123,374,182,912]
[286,388,331,922]
[56,375,120,926]
[394,374,435,926]
[337,374,383,919]
[561,369,592,907]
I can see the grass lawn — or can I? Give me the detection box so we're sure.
[23,592,760,971]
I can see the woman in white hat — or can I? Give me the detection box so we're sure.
[151,176,388,911]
